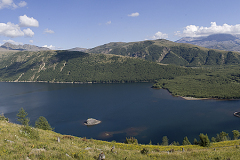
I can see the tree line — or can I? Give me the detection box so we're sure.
[125,130,240,147]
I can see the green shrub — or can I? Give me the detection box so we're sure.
[19,125,39,140]
[140,148,149,155]
[124,137,138,145]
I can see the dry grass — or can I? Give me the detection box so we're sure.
[1,119,240,159]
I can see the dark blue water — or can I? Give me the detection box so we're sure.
[1,82,240,144]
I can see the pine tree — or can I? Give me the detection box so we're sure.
[232,130,240,140]
[199,133,210,147]
[35,116,52,130]
[182,136,191,145]
[16,107,29,126]
[193,138,199,145]
[161,136,168,146]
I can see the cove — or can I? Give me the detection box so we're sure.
[1,82,240,144]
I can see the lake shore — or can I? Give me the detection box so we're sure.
[180,96,211,100]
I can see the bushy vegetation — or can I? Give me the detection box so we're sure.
[124,137,138,145]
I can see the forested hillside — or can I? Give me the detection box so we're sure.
[0,50,204,83]
[87,39,240,66]
[153,65,240,99]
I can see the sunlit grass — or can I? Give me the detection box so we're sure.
[1,118,240,159]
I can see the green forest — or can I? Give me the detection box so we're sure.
[0,50,205,83]
[153,65,240,99]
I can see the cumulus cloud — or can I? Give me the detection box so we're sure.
[44,28,54,34]
[19,15,39,27]
[23,28,34,37]
[42,45,56,50]
[176,22,240,37]
[106,21,111,25]
[151,31,168,39]
[29,40,33,43]
[0,21,35,38]
[0,0,27,9]
[3,39,23,45]
[128,12,139,17]
[0,22,24,37]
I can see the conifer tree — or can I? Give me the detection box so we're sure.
[182,136,191,145]
[16,107,29,126]
[35,116,52,130]
[199,133,210,147]
[161,136,168,146]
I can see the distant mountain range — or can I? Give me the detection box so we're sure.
[176,34,240,52]
[67,47,87,52]
[0,42,50,51]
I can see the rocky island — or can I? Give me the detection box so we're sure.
[84,118,101,126]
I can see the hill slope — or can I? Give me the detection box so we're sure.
[86,39,240,66]
[0,50,203,83]
[176,34,240,52]
[1,117,240,159]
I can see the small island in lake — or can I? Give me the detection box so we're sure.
[234,112,240,118]
[84,118,101,126]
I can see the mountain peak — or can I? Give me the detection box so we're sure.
[176,34,240,52]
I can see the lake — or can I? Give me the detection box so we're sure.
[1,82,240,144]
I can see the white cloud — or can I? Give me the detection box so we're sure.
[23,28,34,37]
[106,21,111,25]
[19,15,39,27]
[0,0,27,9]
[0,22,35,38]
[42,45,55,50]
[151,31,168,39]
[18,1,26,7]
[0,22,24,37]
[176,22,240,37]
[3,39,23,45]
[44,28,54,34]
[29,40,33,43]
[128,12,139,17]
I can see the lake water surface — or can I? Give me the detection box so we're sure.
[1,82,240,144]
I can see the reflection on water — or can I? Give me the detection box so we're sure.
[99,127,147,138]
[1,82,240,144]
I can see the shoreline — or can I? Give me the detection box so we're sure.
[2,81,239,100]
[180,96,211,100]
[1,80,152,84]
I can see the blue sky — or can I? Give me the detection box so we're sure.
[1,0,240,49]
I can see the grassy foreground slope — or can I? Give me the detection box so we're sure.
[1,118,240,160]
[0,50,205,83]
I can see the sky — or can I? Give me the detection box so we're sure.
[1,0,240,50]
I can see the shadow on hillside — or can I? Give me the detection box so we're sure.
[0,61,37,78]
[53,50,89,62]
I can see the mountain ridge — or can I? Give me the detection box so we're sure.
[85,39,240,66]
[176,34,240,52]
[0,42,50,51]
